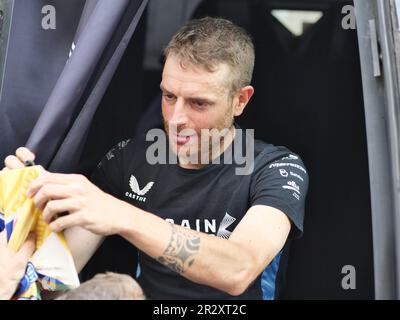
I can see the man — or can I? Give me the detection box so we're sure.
[3,17,308,299]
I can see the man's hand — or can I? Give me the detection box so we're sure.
[27,173,126,236]
[3,147,122,236]
[0,231,36,300]
[2,147,107,273]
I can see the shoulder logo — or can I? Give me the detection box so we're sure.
[282,154,299,161]
[129,175,154,196]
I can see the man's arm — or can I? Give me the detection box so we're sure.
[63,227,104,273]
[115,203,291,296]
[24,169,290,296]
[33,170,291,296]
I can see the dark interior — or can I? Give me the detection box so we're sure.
[79,0,374,299]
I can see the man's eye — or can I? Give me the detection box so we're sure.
[163,94,175,102]
[191,100,208,108]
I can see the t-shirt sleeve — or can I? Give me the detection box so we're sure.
[90,139,131,198]
[250,152,309,239]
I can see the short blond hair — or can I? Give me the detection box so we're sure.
[164,17,255,93]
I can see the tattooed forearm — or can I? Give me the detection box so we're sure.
[157,224,201,274]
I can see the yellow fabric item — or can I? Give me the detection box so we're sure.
[0,166,42,251]
[0,166,80,299]
[0,166,71,253]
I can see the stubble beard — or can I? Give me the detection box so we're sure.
[163,108,235,167]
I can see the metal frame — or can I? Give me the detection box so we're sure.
[378,0,400,299]
[355,0,400,299]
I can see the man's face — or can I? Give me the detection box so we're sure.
[160,54,236,165]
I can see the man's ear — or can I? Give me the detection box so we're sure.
[234,85,254,117]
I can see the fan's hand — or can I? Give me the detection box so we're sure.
[3,147,45,173]
[0,231,36,300]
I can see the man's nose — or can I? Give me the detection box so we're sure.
[169,98,188,126]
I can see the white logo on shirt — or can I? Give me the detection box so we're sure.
[282,180,301,194]
[125,175,154,203]
[282,154,299,161]
[279,169,289,177]
[129,175,154,196]
[216,213,237,239]
[165,213,237,239]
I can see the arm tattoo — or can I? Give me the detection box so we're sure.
[157,224,201,274]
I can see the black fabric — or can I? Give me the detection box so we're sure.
[48,0,148,173]
[193,0,374,299]
[88,126,308,299]
[26,0,134,168]
[0,0,85,163]
[77,5,148,177]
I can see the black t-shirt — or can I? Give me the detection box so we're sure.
[90,126,308,299]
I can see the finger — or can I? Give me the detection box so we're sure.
[31,183,75,211]
[42,198,80,224]
[36,165,47,175]
[4,155,25,170]
[17,233,36,262]
[15,147,35,164]
[49,214,81,233]
[27,173,84,197]
[0,230,7,246]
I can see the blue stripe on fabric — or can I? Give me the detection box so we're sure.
[6,220,13,241]
[261,251,283,300]
[0,212,4,232]
[136,263,141,278]
[15,262,39,296]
